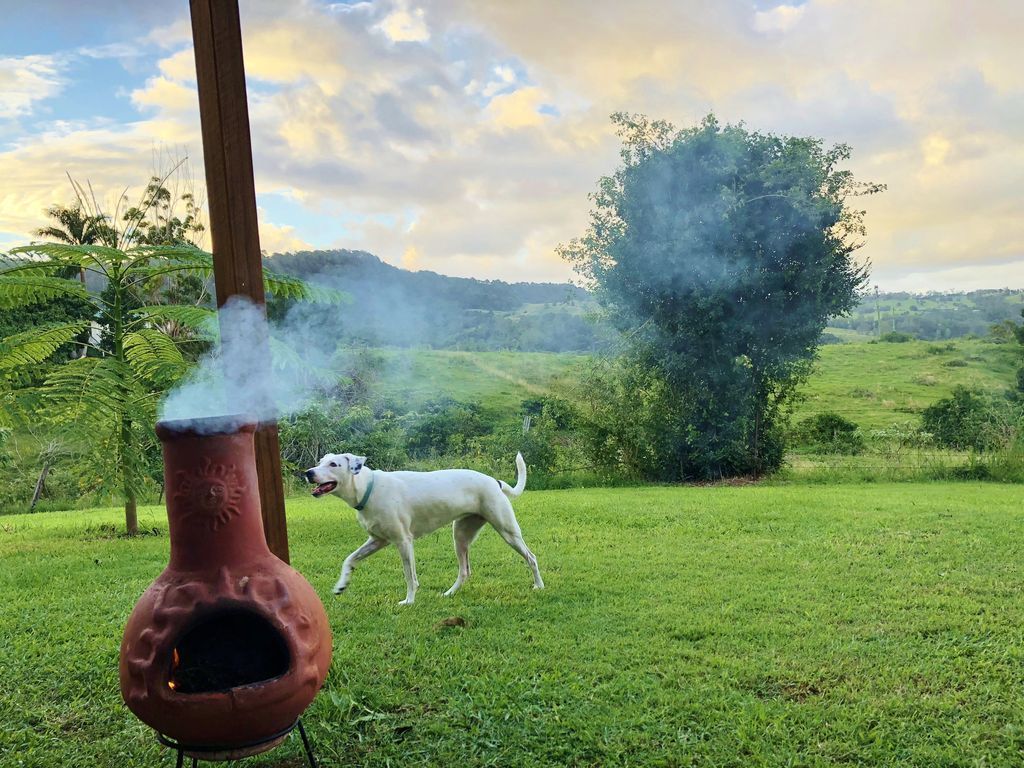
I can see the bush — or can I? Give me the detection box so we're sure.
[279,399,410,472]
[576,358,785,480]
[921,387,1018,452]
[403,399,491,458]
[795,412,865,454]
[880,331,914,343]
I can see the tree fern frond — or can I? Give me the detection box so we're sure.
[10,242,126,269]
[0,274,91,309]
[41,357,138,425]
[123,329,188,384]
[264,268,349,304]
[0,321,90,370]
[129,304,216,332]
[126,244,213,263]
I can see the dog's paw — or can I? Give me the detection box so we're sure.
[332,584,346,595]
[397,598,415,606]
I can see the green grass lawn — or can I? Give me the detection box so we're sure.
[3,484,1024,766]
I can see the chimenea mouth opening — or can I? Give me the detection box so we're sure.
[168,608,290,694]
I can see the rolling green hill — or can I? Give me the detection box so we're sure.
[354,338,1017,434]
[368,349,587,416]
[792,338,1018,430]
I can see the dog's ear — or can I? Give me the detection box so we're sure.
[351,455,366,474]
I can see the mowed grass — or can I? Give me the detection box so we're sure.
[3,484,1024,766]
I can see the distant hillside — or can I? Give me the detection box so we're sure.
[265,249,610,352]
[831,289,1024,341]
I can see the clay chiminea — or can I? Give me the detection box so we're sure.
[119,415,332,758]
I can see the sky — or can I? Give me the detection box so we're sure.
[0,0,1022,292]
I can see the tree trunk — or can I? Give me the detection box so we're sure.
[125,493,139,537]
[121,414,139,536]
[30,463,51,509]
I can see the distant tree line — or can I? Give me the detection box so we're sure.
[265,250,611,353]
[833,289,1024,340]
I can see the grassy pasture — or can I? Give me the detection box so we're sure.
[361,339,1014,433]
[3,484,1024,766]
[793,339,1016,430]
[371,349,586,415]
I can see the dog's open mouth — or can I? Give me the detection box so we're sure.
[310,481,337,498]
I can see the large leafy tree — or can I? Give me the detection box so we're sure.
[561,114,882,479]
[0,242,323,534]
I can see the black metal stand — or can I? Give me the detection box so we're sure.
[158,718,317,766]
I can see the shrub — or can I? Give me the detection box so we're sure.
[796,412,865,454]
[279,399,410,472]
[921,387,1017,452]
[879,331,914,343]
[869,422,934,449]
[942,358,969,367]
[575,358,785,480]
[404,399,491,458]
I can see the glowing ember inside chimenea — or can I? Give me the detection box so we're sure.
[166,609,290,694]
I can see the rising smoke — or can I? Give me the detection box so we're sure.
[159,296,326,430]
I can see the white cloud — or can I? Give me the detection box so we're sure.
[877,259,1024,293]
[375,2,430,43]
[753,4,806,34]
[259,216,312,255]
[0,55,65,118]
[2,0,1024,290]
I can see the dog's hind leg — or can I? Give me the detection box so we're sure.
[396,537,419,605]
[444,515,486,597]
[333,537,388,595]
[493,517,544,590]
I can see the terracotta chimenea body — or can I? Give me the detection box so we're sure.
[119,416,332,757]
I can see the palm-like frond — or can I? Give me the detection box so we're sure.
[129,304,216,333]
[0,274,91,309]
[10,243,127,272]
[268,335,314,373]
[41,357,136,426]
[264,270,348,304]
[128,245,346,304]
[123,329,188,384]
[0,321,90,370]
[36,204,112,247]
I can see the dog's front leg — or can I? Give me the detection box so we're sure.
[395,538,418,605]
[333,537,388,595]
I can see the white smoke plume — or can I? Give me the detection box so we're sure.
[159,296,324,430]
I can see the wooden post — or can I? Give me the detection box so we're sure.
[190,0,290,562]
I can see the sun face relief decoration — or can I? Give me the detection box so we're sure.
[172,457,245,531]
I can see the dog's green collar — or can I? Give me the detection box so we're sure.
[354,470,375,511]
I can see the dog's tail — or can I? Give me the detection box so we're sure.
[499,452,527,499]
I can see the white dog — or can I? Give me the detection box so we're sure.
[305,453,544,605]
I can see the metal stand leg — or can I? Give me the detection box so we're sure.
[191,758,198,768]
[297,718,318,768]
[174,749,184,768]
